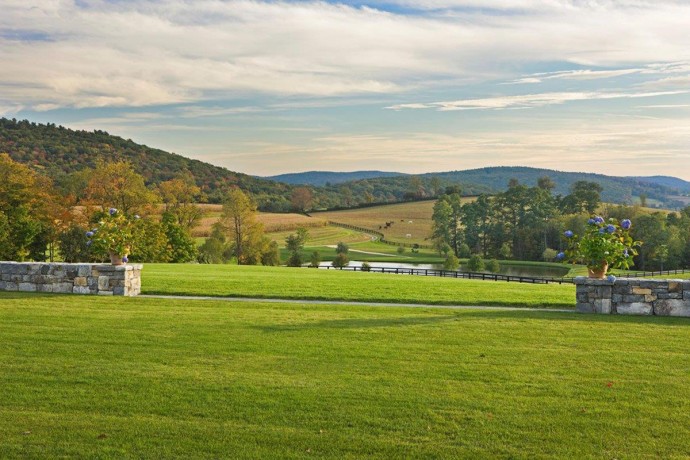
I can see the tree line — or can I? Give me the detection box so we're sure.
[431,179,690,271]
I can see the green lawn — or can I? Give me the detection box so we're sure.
[143,263,575,308]
[1,293,689,458]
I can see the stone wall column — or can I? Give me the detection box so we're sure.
[575,277,689,317]
[0,262,142,296]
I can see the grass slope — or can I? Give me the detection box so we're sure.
[312,200,445,245]
[143,264,574,308]
[1,293,689,458]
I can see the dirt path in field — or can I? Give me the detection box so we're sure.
[140,294,574,312]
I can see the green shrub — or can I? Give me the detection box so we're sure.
[309,251,321,268]
[336,242,349,254]
[486,259,501,273]
[443,254,460,270]
[260,241,281,266]
[332,252,349,268]
[198,223,232,264]
[287,252,303,267]
[162,212,198,263]
[58,224,90,263]
[542,248,558,261]
[466,254,485,272]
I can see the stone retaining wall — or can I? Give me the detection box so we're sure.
[574,277,690,317]
[0,262,142,296]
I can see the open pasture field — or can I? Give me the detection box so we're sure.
[192,209,326,237]
[143,263,574,308]
[1,292,689,458]
[312,200,454,245]
[270,225,370,247]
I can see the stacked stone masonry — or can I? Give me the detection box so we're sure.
[574,277,690,317]
[0,262,142,296]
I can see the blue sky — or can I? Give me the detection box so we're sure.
[1,0,689,180]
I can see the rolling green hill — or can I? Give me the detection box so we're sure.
[324,167,688,209]
[0,117,294,210]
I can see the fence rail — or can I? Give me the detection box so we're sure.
[321,265,574,284]
[621,268,688,278]
[318,265,689,285]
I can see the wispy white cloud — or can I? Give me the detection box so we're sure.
[639,104,690,109]
[508,68,644,84]
[206,116,690,179]
[2,0,690,110]
[386,90,686,111]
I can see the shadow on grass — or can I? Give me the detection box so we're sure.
[449,309,690,327]
[254,314,458,332]
[0,292,58,300]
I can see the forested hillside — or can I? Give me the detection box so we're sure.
[0,118,295,210]
[0,118,470,210]
[416,167,688,209]
[266,167,690,210]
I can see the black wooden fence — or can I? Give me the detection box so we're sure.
[318,265,689,285]
[622,268,688,278]
[321,265,574,284]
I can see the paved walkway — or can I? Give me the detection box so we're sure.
[140,294,575,313]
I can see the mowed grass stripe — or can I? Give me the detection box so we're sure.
[1,293,689,458]
[142,264,575,308]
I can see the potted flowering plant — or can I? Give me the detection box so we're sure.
[557,216,641,278]
[86,208,139,265]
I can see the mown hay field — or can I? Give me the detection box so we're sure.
[192,209,326,237]
[312,199,475,245]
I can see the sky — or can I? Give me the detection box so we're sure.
[1,0,690,180]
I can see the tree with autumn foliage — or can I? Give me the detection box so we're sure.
[291,187,313,213]
[158,171,205,231]
[219,188,279,265]
[0,153,72,261]
[84,160,160,215]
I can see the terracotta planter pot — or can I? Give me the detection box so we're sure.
[587,263,609,279]
[109,252,127,266]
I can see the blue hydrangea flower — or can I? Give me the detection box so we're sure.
[621,219,631,230]
[599,227,606,234]
[122,256,128,263]
[594,216,605,224]
[109,208,117,215]
[606,224,616,233]
[564,230,574,238]
[85,231,94,237]
[587,218,596,225]
[556,252,565,260]
[607,275,616,282]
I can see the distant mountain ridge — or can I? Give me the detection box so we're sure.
[631,176,690,192]
[267,170,407,186]
[274,167,690,209]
